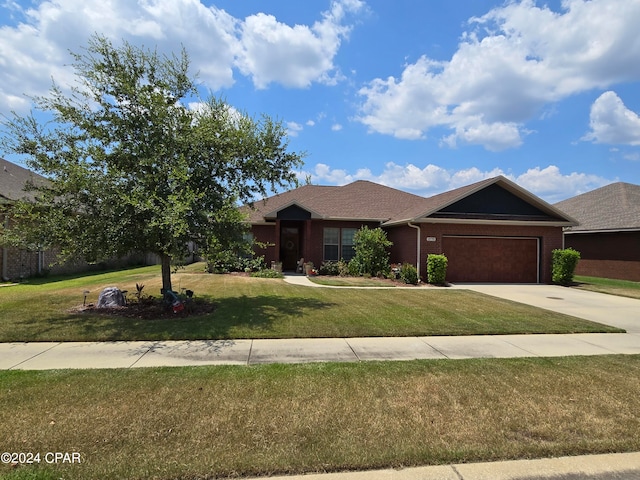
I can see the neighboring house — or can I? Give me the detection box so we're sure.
[554,182,640,282]
[243,176,577,283]
[0,158,153,281]
[0,158,53,280]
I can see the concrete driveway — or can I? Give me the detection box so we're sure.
[451,283,640,333]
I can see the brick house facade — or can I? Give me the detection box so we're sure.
[244,176,576,283]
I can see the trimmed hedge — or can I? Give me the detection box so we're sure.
[427,254,448,285]
[552,248,581,286]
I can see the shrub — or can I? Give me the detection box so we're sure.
[318,261,339,276]
[207,254,265,273]
[337,259,350,276]
[427,254,448,285]
[399,263,419,285]
[250,268,284,279]
[349,226,393,277]
[347,257,364,277]
[552,248,581,286]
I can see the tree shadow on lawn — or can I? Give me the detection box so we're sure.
[40,294,336,341]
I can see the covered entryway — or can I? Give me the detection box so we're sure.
[442,236,539,283]
[280,225,302,271]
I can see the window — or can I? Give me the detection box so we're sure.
[323,228,339,261]
[341,228,357,261]
[324,227,357,261]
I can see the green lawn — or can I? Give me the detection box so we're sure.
[574,275,640,299]
[0,264,622,342]
[1,356,639,480]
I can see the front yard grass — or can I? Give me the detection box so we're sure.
[1,355,639,480]
[0,264,622,342]
[574,275,640,300]
[0,265,620,342]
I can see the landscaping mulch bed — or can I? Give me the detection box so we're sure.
[70,298,217,320]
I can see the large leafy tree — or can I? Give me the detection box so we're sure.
[0,35,303,291]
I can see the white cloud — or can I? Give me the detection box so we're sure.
[0,0,365,113]
[514,165,612,203]
[300,162,612,202]
[582,91,640,146]
[236,0,365,88]
[331,123,343,131]
[357,0,640,151]
[287,121,304,137]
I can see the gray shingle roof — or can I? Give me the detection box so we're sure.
[554,182,640,232]
[245,176,576,226]
[243,180,431,223]
[0,158,47,204]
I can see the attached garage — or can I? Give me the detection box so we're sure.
[443,236,540,283]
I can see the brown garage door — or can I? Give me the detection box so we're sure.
[442,236,539,283]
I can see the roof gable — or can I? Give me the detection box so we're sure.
[431,183,560,220]
[554,182,640,232]
[388,176,576,226]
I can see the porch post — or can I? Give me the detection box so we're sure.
[275,219,282,263]
[305,219,312,263]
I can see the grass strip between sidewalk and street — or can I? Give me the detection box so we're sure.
[0,264,623,342]
[1,355,640,480]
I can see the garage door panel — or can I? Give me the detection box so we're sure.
[443,236,538,283]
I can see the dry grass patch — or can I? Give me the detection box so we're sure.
[1,355,640,479]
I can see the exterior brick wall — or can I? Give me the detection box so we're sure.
[574,259,640,282]
[564,231,640,281]
[250,224,278,266]
[386,225,419,265]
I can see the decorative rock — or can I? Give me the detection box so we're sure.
[97,287,126,308]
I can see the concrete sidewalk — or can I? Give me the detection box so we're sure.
[242,452,640,480]
[2,331,639,370]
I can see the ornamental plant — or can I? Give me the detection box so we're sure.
[552,248,581,286]
[399,263,419,285]
[427,254,448,285]
[348,226,393,277]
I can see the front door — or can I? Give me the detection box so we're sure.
[280,227,300,271]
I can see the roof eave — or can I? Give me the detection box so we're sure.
[404,218,576,227]
[564,227,640,234]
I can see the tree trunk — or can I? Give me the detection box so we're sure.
[161,253,172,293]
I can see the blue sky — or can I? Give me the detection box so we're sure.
[1,0,639,203]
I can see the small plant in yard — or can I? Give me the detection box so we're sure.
[552,248,581,286]
[427,254,448,285]
[135,283,145,300]
[318,260,341,276]
[250,269,284,279]
[399,263,419,285]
